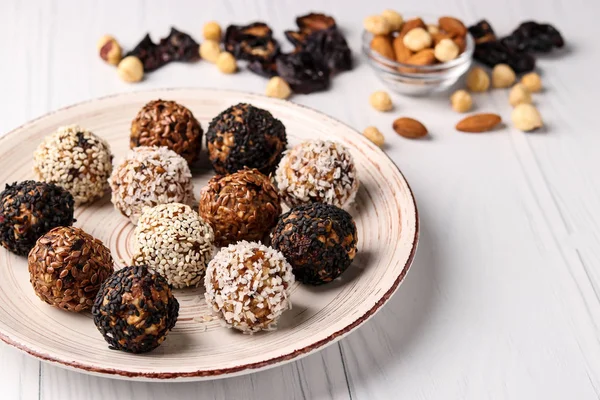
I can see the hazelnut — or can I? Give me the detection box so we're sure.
[466,67,490,92]
[364,15,391,35]
[521,72,542,92]
[363,126,385,147]
[216,52,237,74]
[117,56,144,83]
[97,35,122,66]
[369,91,393,112]
[427,24,440,35]
[492,63,516,88]
[450,90,473,113]
[434,38,459,62]
[265,77,292,99]
[200,40,221,63]
[403,28,432,52]
[203,21,222,41]
[511,103,543,131]
[508,83,532,107]
[381,10,404,32]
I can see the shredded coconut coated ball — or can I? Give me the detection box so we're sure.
[204,241,294,334]
[33,125,113,204]
[132,203,214,288]
[110,146,196,225]
[275,139,359,209]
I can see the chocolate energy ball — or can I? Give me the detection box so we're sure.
[204,241,294,333]
[132,203,214,288]
[0,181,75,256]
[271,202,358,285]
[28,226,114,312]
[206,103,287,174]
[110,146,196,225]
[33,125,113,204]
[92,265,179,354]
[130,100,203,164]
[275,139,359,209]
[198,168,281,246]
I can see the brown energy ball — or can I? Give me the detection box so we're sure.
[130,100,203,164]
[28,226,114,312]
[271,202,358,285]
[198,168,281,246]
[0,181,75,256]
[206,103,287,174]
[92,265,179,353]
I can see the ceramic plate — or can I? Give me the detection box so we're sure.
[0,89,418,381]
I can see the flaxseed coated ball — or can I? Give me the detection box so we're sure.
[110,146,196,225]
[130,100,203,164]
[28,226,114,312]
[92,265,179,354]
[275,140,359,209]
[132,203,214,288]
[33,125,113,204]
[206,103,287,175]
[0,181,75,256]
[271,202,358,285]
[204,241,294,333]
[198,168,281,246]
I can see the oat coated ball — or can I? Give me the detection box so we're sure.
[92,265,179,353]
[0,181,75,256]
[271,202,358,285]
[204,241,294,333]
[110,146,196,225]
[33,125,113,204]
[198,168,281,246]
[132,203,214,288]
[130,100,203,164]
[206,103,287,175]
[28,226,114,312]
[275,140,359,209]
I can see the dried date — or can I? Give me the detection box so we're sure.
[224,22,279,62]
[303,28,352,74]
[248,60,279,78]
[276,52,330,94]
[125,28,199,72]
[468,20,496,44]
[501,21,564,53]
[296,13,337,34]
[474,41,536,73]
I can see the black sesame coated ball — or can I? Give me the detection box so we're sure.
[206,103,287,175]
[92,265,179,354]
[0,181,75,256]
[271,202,358,285]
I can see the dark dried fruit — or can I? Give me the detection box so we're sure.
[468,20,497,44]
[125,34,161,72]
[474,41,536,73]
[501,21,565,53]
[224,22,279,62]
[276,52,330,94]
[284,30,309,49]
[296,13,336,34]
[303,29,352,74]
[248,59,279,78]
[125,28,199,72]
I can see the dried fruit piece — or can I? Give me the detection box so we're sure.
[511,103,543,131]
[381,10,404,32]
[520,72,542,92]
[225,22,279,62]
[125,28,199,72]
[248,59,278,77]
[456,113,502,133]
[403,27,432,52]
[492,63,516,88]
[474,41,536,73]
[468,20,496,44]
[501,21,564,53]
[297,13,336,34]
[439,16,467,37]
[364,15,391,35]
[369,91,393,112]
[363,126,385,147]
[406,49,436,66]
[466,67,490,92]
[303,28,352,74]
[285,30,308,49]
[371,35,395,60]
[393,35,413,63]
[399,18,426,37]
[508,83,532,107]
[276,52,330,94]
[393,117,428,139]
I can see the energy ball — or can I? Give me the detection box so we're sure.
[92,265,179,354]
[204,241,294,333]
[275,139,359,209]
[28,226,114,312]
[271,202,358,285]
[33,125,113,204]
[132,203,214,288]
[198,168,281,246]
[0,181,75,256]
[206,103,287,174]
[110,146,196,225]
[130,100,203,164]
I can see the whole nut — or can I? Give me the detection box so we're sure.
[521,72,542,92]
[381,10,404,32]
[492,63,516,88]
[438,16,467,37]
[511,104,543,131]
[200,40,221,63]
[393,117,428,139]
[363,126,385,147]
[427,24,440,35]
[434,38,459,62]
[406,48,436,66]
[371,35,396,60]
[466,67,490,92]
[216,52,237,74]
[369,91,393,112]
[265,77,292,99]
[393,35,413,63]
[450,90,473,113]
[403,27,432,52]
[508,83,532,107]
[203,21,222,41]
[399,18,426,37]
[97,35,122,66]
[456,113,502,133]
[117,56,144,83]
[364,15,391,35]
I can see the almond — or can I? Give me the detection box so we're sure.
[370,35,395,60]
[455,113,502,133]
[398,18,426,37]
[431,32,452,45]
[393,117,428,139]
[439,16,467,38]
[392,35,413,63]
[453,36,466,53]
[405,48,436,66]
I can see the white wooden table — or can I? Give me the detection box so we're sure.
[1,0,599,399]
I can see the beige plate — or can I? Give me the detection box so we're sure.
[0,89,418,381]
